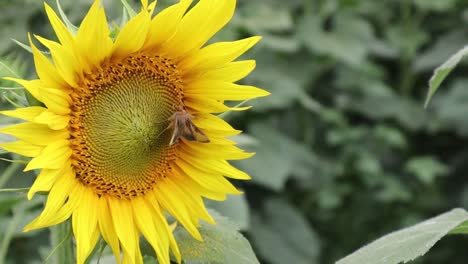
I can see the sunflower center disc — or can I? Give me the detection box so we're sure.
[69,55,183,198]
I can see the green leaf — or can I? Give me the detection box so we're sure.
[428,78,468,136]
[298,13,375,66]
[424,45,468,107]
[174,210,259,264]
[205,194,250,230]
[251,198,321,264]
[235,123,317,191]
[336,208,468,264]
[405,156,448,184]
[413,0,457,11]
[449,220,468,235]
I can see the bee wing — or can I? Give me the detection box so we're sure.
[169,117,183,145]
[185,120,210,143]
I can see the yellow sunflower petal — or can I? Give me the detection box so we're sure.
[76,0,113,69]
[151,186,202,241]
[175,161,241,195]
[144,0,193,49]
[0,141,43,157]
[24,170,77,230]
[0,123,67,145]
[3,78,41,103]
[181,36,261,71]
[143,197,182,263]
[6,78,71,115]
[0,106,45,121]
[34,35,80,87]
[72,187,99,264]
[200,60,256,82]
[44,3,76,50]
[186,80,269,100]
[194,113,237,131]
[165,176,215,224]
[113,11,151,59]
[185,95,251,113]
[161,0,235,58]
[180,142,254,160]
[28,34,67,89]
[181,154,251,180]
[24,139,71,171]
[34,110,70,130]
[97,198,121,264]
[171,167,227,201]
[109,199,139,264]
[134,197,170,264]
[28,166,68,200]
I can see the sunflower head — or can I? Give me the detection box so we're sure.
[0,0,268,263]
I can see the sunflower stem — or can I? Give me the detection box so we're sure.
[48,220,74,264]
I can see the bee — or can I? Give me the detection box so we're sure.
[166,107,210,146]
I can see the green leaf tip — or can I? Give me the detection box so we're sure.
[56,0,79,35]
[424,45,468,108]
[336,208,468,264]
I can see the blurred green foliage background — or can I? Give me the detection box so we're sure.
[2,0,468,263]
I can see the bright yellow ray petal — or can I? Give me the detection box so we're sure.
[28,34,67,89]
[185,95,251,113]
[113,11,151,59]
[39,87,71,115]
[147,0,157,14]
[28,166,69,199]
[76,0,113,69]
[141,0,148,9]
[72,187,99,264]
[0,123,68,145]
[133,198,170,264]
[24,169,77,230]
[199,60,256,83]
[171,167,227,201]
[165,175,215,224]
[109,199,138,264]
[34,35,80,88]
[28,178,84,230]
[0,141,43,157]
[151,185,202,240]
[194,113,237,131]
[24,139,71,171]
[161,0,235,59]
[3,78,42,103]
[181,36,261,71]
[4,78,71,115]
[144,0,193,49]
[175,161,241,195]
[44,3,76,50]
[186,81,269,100]
[180,154,250,180]
[143,196,181,263]
[34,110,70,130]
[0,106,45,121]
[180,142,254,160]
[97,198,121,264]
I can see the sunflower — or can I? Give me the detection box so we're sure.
[0,0,268,263]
